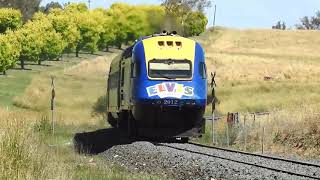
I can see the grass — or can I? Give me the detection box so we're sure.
[203,28,320,114]
[198,28,320,158]
[0,52,107,108]
[0,50,163,179]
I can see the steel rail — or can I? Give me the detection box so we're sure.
[188,142,320,169]
[154,143,320,179]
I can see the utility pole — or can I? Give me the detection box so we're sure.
[88,0,91,9]
[213,4,217,30]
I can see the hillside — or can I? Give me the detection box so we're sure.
[196,28,320,157]
[199,28,320,114]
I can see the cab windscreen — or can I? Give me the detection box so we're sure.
[148,59,192,79]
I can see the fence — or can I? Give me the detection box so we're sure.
[206,112,271,153]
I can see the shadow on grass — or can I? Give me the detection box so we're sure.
[16,62,52,67]
[73,128,133,155]
[11,67,33,71]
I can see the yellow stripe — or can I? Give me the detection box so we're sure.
[142,36,196,80]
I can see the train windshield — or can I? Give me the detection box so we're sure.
[148,59,192,79]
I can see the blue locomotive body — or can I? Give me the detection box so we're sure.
[107,34,207,138]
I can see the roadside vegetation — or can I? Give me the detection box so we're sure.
[0,51,163,179]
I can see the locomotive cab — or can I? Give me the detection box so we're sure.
[107,34,207,138]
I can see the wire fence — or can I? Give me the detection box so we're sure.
[205,112,272,153]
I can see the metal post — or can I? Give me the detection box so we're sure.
[88,0,91,9]
[212,112,215,145]
[51,76,56,136]
[226,122,229,148]
[244,114,247,151]
[261,127,265,154]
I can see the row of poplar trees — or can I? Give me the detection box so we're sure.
[0,2,208,75]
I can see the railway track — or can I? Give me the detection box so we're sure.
[155,142,320,179]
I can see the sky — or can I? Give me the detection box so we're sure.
[41,0,320,29]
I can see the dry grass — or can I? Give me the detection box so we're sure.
[202,28,320,114]
[199,29,320,157]
[232,104,320,158]
[0,109,70,179]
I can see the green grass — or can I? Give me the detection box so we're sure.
[0,52,107,108]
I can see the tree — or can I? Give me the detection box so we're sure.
[0,31,21,75]
[184,11,208,36]
[296,11,320,30]
[0,8,22,33]
[93,9,116,51]
[16,13,65,68]
[48,8,80,54]
[142,5,166,34]
[107,3,131,49]
[0,0,42,21]
[162,0,211,14]
[32,12,66,64]
[272,21,286,30]
[40,1,63,14]
[161,0,210,36]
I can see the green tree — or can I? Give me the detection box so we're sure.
[65,3,88,13]
[64,3,103,56]
[17,13,65,68]
[92,9,116,51]
[40,1,63,14]
[0,31,21,75]
[0,0,42,21]
[0,8,22,33]
[32,12,66,64]
[161,0,210,36]
[48,8,80,54]
[142,6,166,34]
[108,3,131,49]
[184,11,208,36]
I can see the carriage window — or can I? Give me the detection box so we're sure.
[131,62,140,78]
[148,59,192,79]
[199,62,207,79]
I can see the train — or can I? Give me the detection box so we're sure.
[106,32,208,139]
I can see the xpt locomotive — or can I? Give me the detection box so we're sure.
[106,33,207,138]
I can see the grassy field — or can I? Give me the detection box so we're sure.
[0,51,163,179]
[196,28,320,157]
[199,28,320,114]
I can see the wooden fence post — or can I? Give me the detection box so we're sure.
[51,76,56,136]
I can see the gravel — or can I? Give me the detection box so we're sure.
[100,141,320,179]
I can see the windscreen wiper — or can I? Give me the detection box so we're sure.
[153,71,174,79]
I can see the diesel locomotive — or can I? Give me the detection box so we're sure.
[106,32,207,138]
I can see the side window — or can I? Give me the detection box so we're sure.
[131,62,140,78]
[199,62,207,79]
[131,63,136,78]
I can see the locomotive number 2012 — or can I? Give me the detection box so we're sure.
[163,100,179,105]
